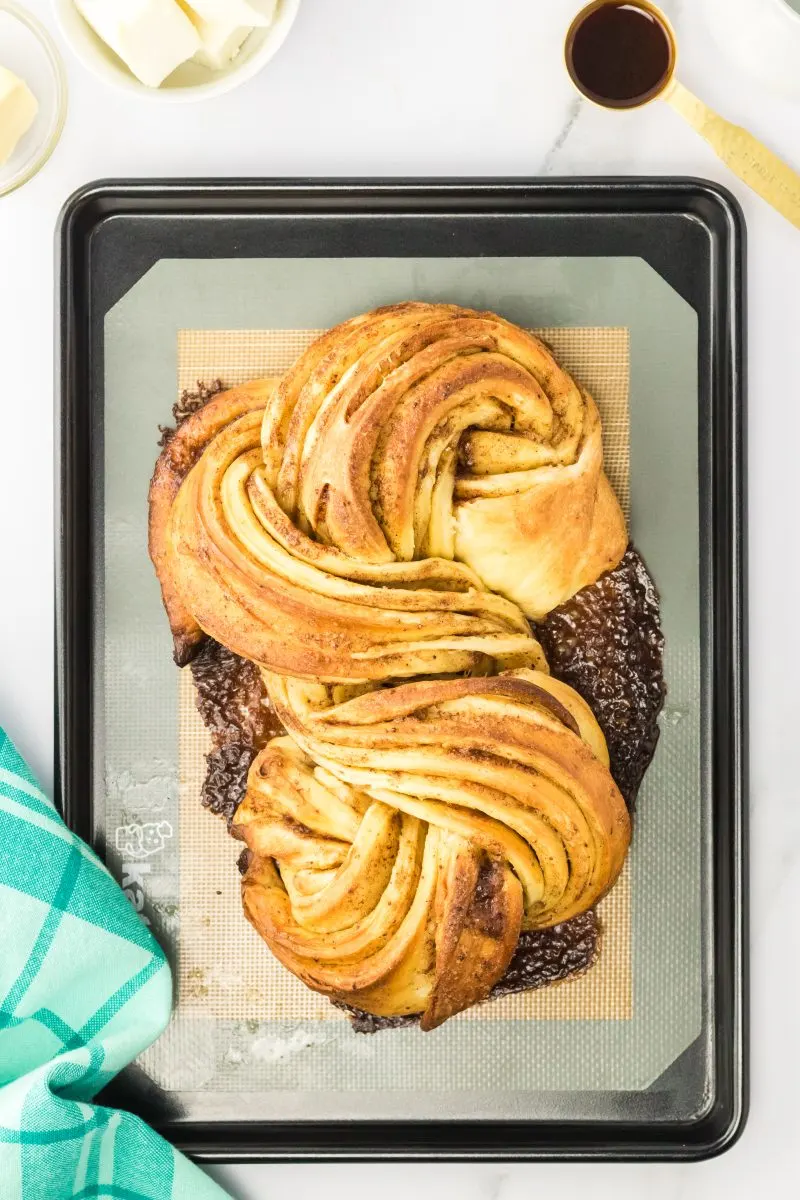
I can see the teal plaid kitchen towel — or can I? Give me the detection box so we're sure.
[0,728,227,1200]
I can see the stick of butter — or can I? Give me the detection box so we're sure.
[0,66,38,167]
[74,0,201,88]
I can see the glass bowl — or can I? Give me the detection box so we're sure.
[0,2,67,197]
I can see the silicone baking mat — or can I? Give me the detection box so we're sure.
[98,254,703,1121]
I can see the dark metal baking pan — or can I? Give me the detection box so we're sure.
[56,178,747,1161]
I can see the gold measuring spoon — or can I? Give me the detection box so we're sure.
[565,0,800,230]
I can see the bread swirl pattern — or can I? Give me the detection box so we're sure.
[149,302,632,1029]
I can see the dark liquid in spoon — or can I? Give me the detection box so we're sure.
[566,2,673,109]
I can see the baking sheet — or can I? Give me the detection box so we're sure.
[57,180,745,1158]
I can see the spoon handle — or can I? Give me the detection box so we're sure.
[665,78,800,230]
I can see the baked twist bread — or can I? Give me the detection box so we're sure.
[149,302,632,1029]
[263,301,627,620]
[233,671,628,1028]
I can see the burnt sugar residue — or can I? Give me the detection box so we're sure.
[157,379,226,447]
[537,545,666,810]
[190,639,284,825]
[566,2,674,108]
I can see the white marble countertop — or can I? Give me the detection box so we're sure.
[1,0,799,1195]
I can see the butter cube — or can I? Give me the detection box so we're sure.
[0,66,38,167]
[193,24,253,71]
[75,0,201,88]
[177,0,276,71]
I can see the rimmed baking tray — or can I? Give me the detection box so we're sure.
[56,178,747,1161]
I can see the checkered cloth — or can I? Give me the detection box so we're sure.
[0,728,227,1200]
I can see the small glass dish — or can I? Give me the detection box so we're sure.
[0,2,67,197]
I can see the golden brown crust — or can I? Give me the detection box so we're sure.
[422,852,522,1031]
[455,408,628,619]
[149,303,634,1028]
[148,380,277,663]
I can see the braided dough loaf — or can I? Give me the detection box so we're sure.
[149,303,632,1029]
